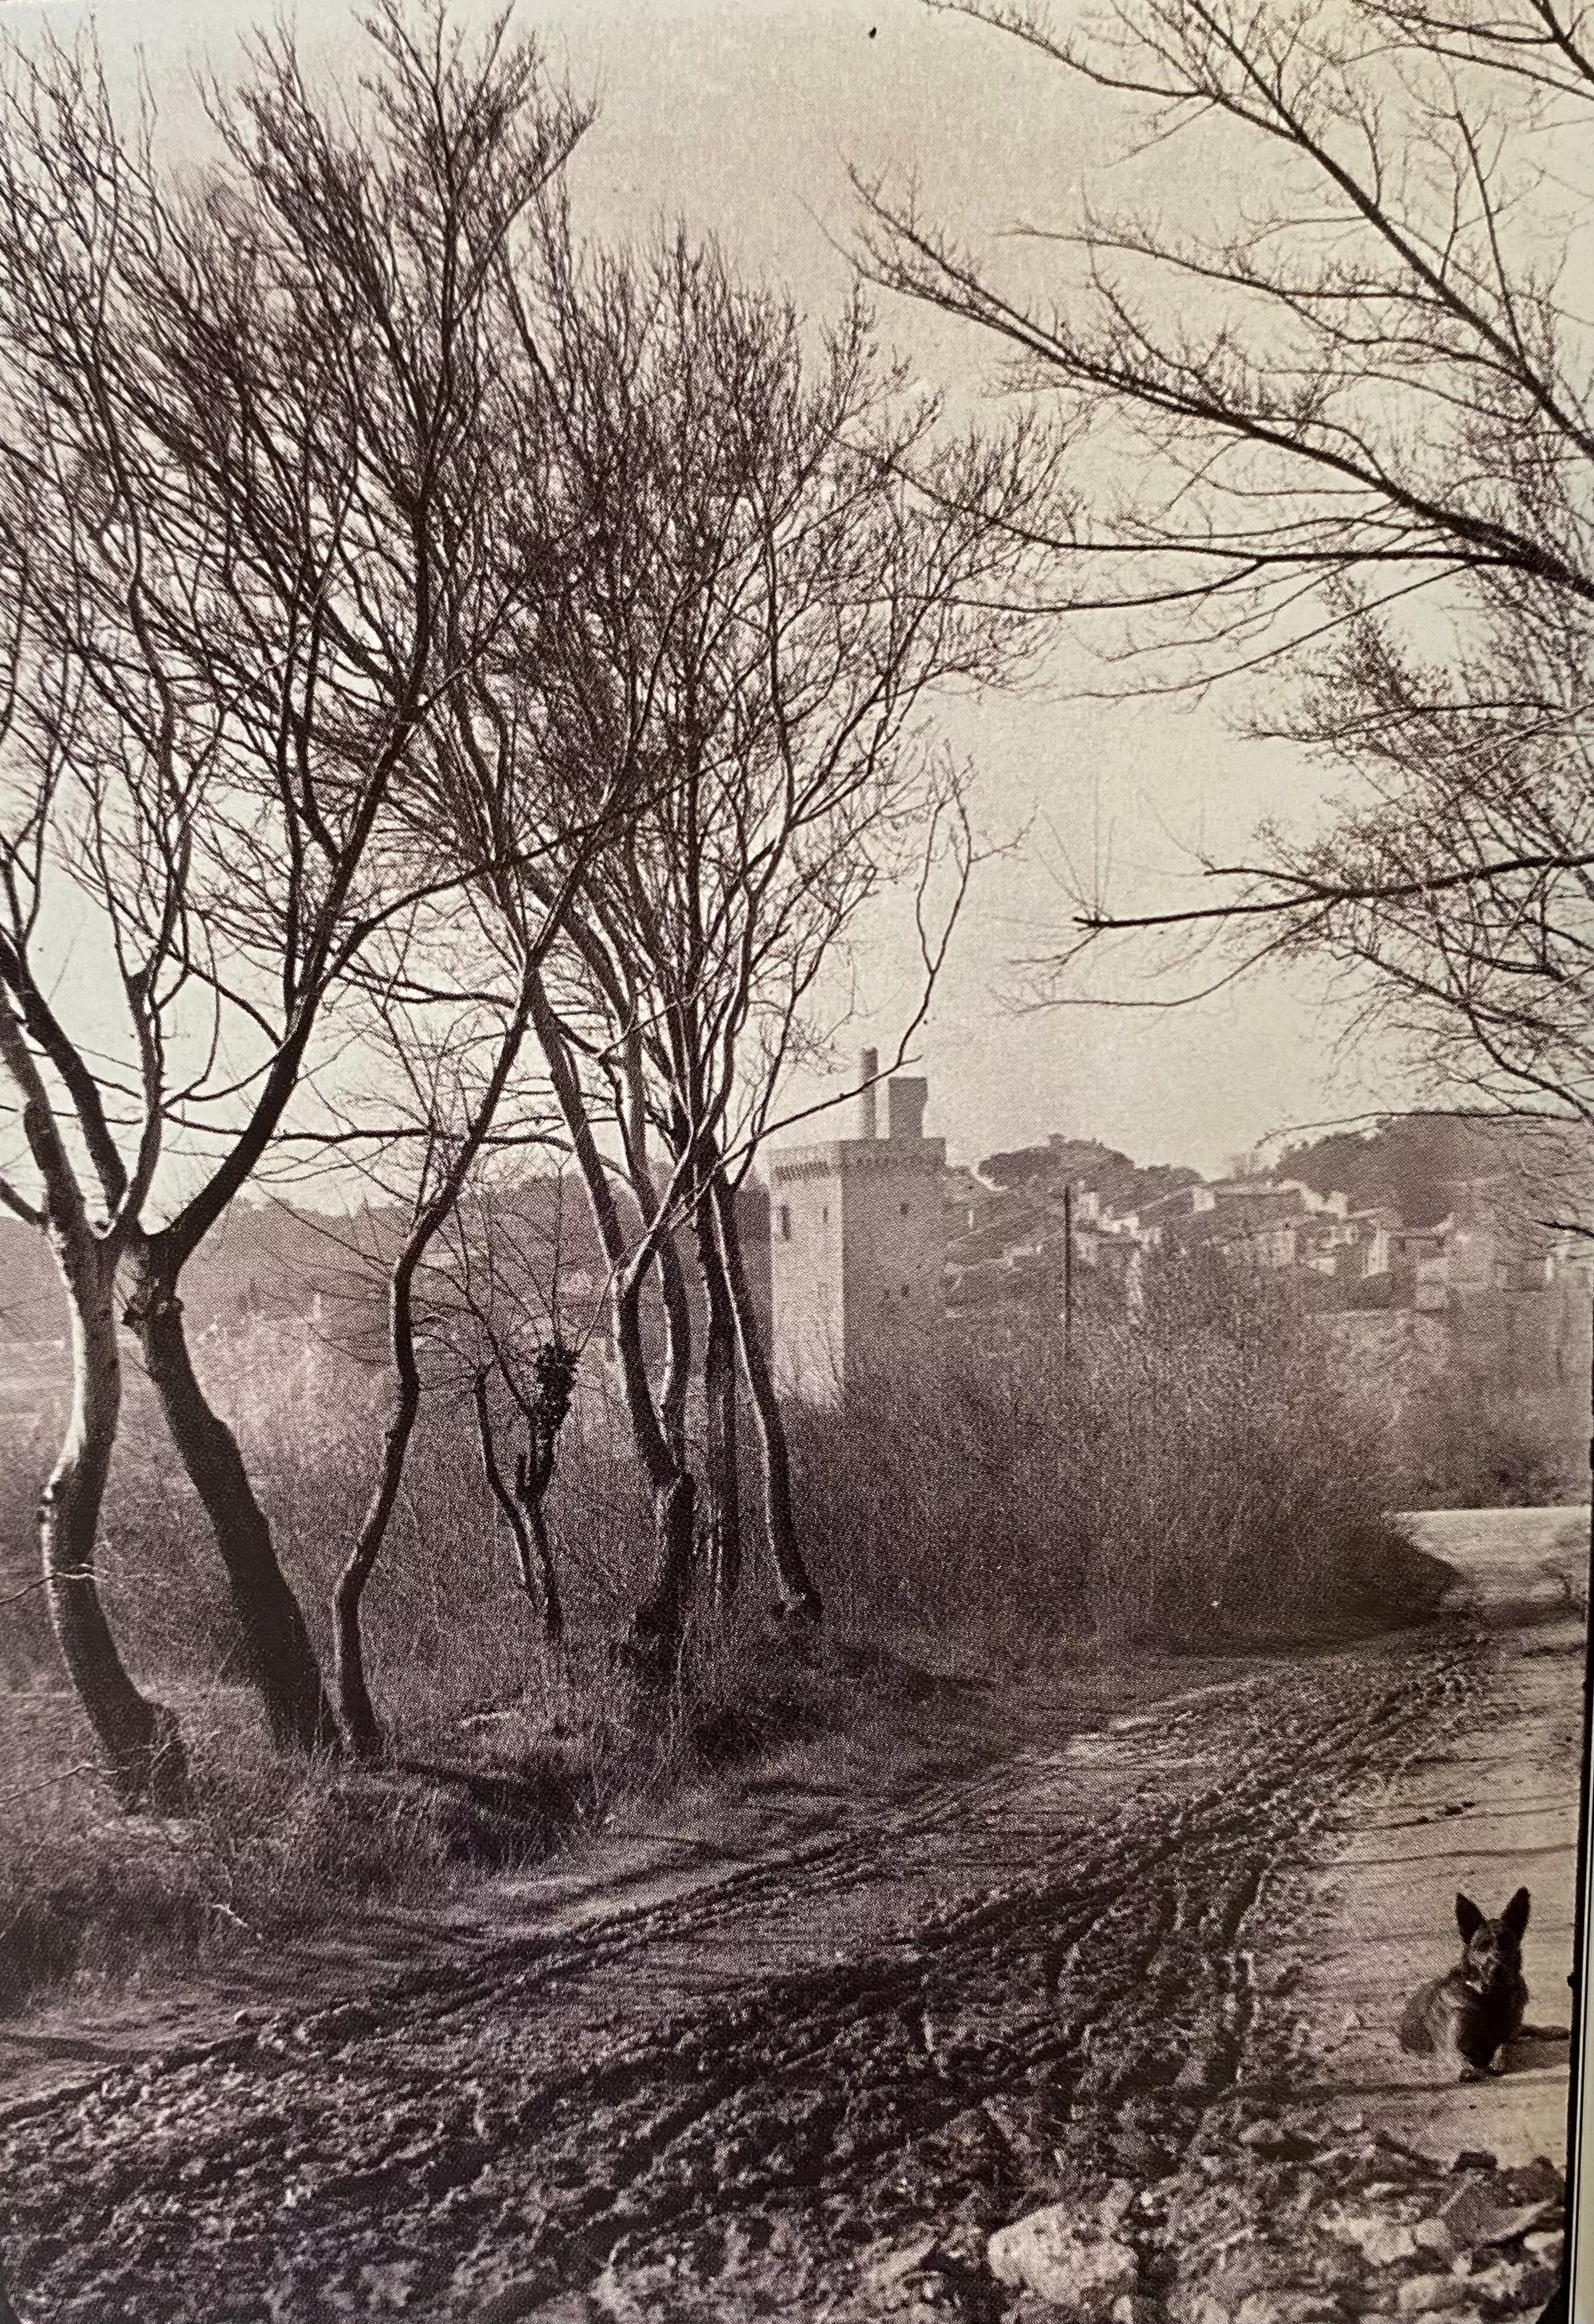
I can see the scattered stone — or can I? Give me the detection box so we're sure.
[1440,2179,1559,2249]
[1327,2211,1418,2268]
[1411,2217,1456,2260]
[1375,2128,1436,2165]
[1501,2157,1564,2206]
[1173,2295,1230,2324]
[1098,2181,1138,2231]
[1239,2119,1320,2160]
[1313,2145,1372,2186]
[1175,2247,1314,2323]
[862,2234,940,2294]
[1524,2228,1564,2264]
[311,2002,381,2046]
[1451,2149,1497,2175]
[1363,2220,1422,2270]
[1397,2276,1461,2318]
[1464,2256,1558,2311]
[1112,2125,1164,2176]
[1109,2296,1159,2324]
[1236,2291,1339,2323]
[987,2207,1138,2318]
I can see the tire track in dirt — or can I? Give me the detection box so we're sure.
[0,1630,1480,2324]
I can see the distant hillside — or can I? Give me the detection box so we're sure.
[1275,1116,1594,1229]
[0,1199,403,1345]
[0,1171,762,1349]
[978,1136,1199,1217]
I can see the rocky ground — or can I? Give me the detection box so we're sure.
[0,1512,1578,2324]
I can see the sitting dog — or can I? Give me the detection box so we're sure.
[1398,1887,1530,2079]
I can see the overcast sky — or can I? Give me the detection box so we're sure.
[0,0,1415,1176]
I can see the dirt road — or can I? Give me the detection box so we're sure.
[0,1517,1578,2324]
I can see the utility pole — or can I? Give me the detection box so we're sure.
[1063,1180,1075,1359]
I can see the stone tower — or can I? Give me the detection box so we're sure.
[768,1050,947,1402]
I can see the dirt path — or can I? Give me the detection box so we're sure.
[1,1612,1498,2324]
[1272,1507,1582,2167]
[1122,1509,1582,2324]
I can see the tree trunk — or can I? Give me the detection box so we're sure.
[125,1236,339,1758]
[520,1489,565,1649]
[696,1194,741,1605]
[617,1265,699,1659]
[529,974,698,1668]
[335,975,538,1759]
[617,1104,698,1649]
[333,1369,419,1762]
[472,1370,564,1648]
[654,1222,694,1462]
[43,1236,188,1812]
[711,1171,820,1622]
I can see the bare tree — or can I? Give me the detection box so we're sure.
[859,0,1593,651]
[0,572,189,1809]
[859,0,1594,1141]
[514,234,1041,1650]
[440,1177,588,1646]
[1064,576,1594,1134]
[0,7,586,1766]
[323,671,640,1754]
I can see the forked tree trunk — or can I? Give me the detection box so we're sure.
[334,1359,420,1762]
[335,979,538,1759]
[44,1236,188,1812]
[696,1196,741,1605]
[530,975,698,1670]
[472,1368,565,1647]
[711,1171,820,1622]
[619,1265,699,1659]
[125,1236,339,1758]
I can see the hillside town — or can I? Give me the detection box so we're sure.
[1,1071,1589,1432]
[756,1051,1588,1371]
[943,1130,1594,1329]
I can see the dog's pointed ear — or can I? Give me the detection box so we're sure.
[1503,1886,1530,1940]
[1456,1892,1485,1942]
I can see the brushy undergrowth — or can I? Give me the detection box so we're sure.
[0,1257,1449,2021]
[796,1259,1437,1655]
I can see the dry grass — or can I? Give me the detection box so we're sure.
[0,1604,839,2022]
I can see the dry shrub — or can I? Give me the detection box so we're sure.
[0,1324,665,2015]
[0,1411,62,1686]
[793,1255,1423,1656]
[80,1319,659,1741]
[0,1319,825,2018]
[0,1261,1437,2021]
[1400,1360,1588,1508]
[0,1675,607,2017]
